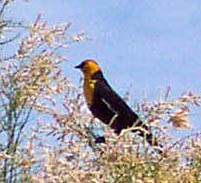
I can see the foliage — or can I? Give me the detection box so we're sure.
[0,1,200,183]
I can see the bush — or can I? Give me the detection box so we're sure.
[0,1,200,183]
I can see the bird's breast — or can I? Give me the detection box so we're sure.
[84,79,96,106]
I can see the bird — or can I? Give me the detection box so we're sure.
[75,59,162,150]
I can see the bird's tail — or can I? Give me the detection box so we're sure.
[146,132,163,154]
[131,121,163,153]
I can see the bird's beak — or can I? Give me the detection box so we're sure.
[75,63,82,69]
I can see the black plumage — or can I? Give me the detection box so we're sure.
[90,71,154,144]
[75,60,162,151]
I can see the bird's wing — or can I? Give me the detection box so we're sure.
[95,78,163,151]
[95,78,137,116]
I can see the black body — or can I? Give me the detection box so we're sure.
[90,71,156,146]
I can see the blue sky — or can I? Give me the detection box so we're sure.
[11,0,201,132]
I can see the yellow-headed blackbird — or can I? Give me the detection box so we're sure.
[75,59,161,149]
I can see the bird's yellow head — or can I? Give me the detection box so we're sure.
[75,59,102,78]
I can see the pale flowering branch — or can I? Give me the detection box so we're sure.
[0,2,87,182]
[0,1,27,48]
[17,14,72,60]
[139,89,200,130]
